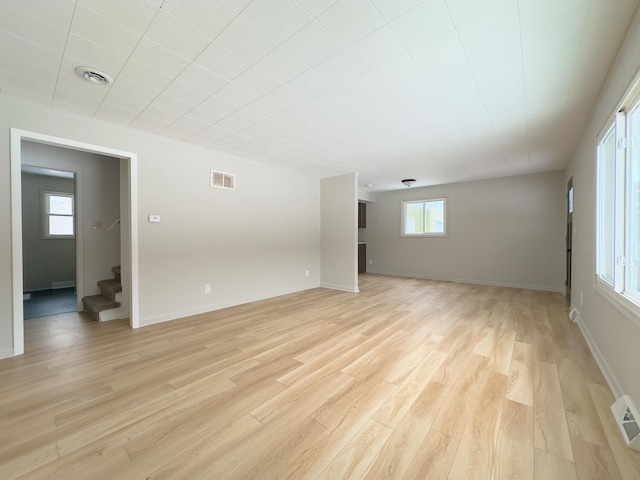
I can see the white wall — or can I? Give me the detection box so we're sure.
[21,142,121,299]
[365,171,566,291]
[357,188,376,203]
[0,96,321,356]
[566,8,640,405]
[321,173,358,292]
[21,172,76,291]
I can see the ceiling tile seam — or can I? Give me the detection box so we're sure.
[79,3,165,120]
[219,0,249,15]
[232,124,368,168]
[151,14,326,142]
[442,0,509,168]
[562,0,593,114]
[2,91,316,181]
[0,17,69,59]
[160,5,403,148]
[0,55,60,87]
[373,0,430,24]
[86,1,243,123]
[293,0,337,20]
[515,0,532,169]
[283,6,443,151]
[0,82,54,102]
[128,2,333,138]
[49,1,78,109]
[365,0,459,153]
[165,71,322,143]
[0,1,69,52]
[62,31,132,68]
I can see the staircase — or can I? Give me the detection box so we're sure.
[82,266,123,321]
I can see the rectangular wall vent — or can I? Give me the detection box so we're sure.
[611,395,640,452]
[210,170,235,190]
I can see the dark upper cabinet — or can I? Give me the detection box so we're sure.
[358,202,366,228]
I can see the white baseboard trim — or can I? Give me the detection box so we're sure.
[574,308,624,399]
[320,282,359,293]
[366,270,564,293]
[52,280,76,289]
[0,347,15,360]
[140,283,321,327]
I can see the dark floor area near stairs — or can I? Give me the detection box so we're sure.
[23,288,77,320]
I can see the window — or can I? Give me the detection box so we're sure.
[596,80,640,310]
[402,198,446,236]
[43,191,74,239]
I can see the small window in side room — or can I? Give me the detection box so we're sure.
[402,198,446,236]
[43,191,74,239]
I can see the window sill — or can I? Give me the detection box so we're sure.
[593,280,640,329]
[42,235,75,240]
[401,234,448,238]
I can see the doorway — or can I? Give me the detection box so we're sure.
[10,128,139,356]
[21,165,78,319]
[566,177,573,301]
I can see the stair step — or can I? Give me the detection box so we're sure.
[112,266,121,282]
[97,279,122,302]
[83,294,120,321]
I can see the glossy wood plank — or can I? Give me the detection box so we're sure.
[572,437,623,480]
[557,356,608,447]
[506,341,534,406]
[404,429,459,480]
[373,349,447,428]
[0,275,636,479]
[447,370,508,480]
[534,448,578,480]
[364,380,450,479]
[431,354,488,440]
[317,419,393,480]
[491,399,534,480]
[487,328,516,375]
[534,361,574,462]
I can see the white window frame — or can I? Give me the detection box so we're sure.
[401,197,447,237]
[42,191,75,239]
[595,76,640,327]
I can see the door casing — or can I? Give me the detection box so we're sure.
[10,128,139,356]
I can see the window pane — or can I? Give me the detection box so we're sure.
[49,195,73,215]
[627,105,640,293]
[568,187,573,214]
[405,203,424,234]
[49,215,74,235]
[425,200,444,233]
[599,125,616,284]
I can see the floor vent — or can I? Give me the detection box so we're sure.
[211,170,235,190]
[611,395,640,452]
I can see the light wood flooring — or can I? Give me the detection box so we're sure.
[1,274,640,479]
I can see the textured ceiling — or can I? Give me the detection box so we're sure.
[1,0,638,190]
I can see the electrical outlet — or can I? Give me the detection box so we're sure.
[305,270,310,277]
[204,284,211,294]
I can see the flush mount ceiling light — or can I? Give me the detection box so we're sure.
[401,178,416,187]
[75,66,112,85]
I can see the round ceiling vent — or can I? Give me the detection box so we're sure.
[75,66,112,85]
